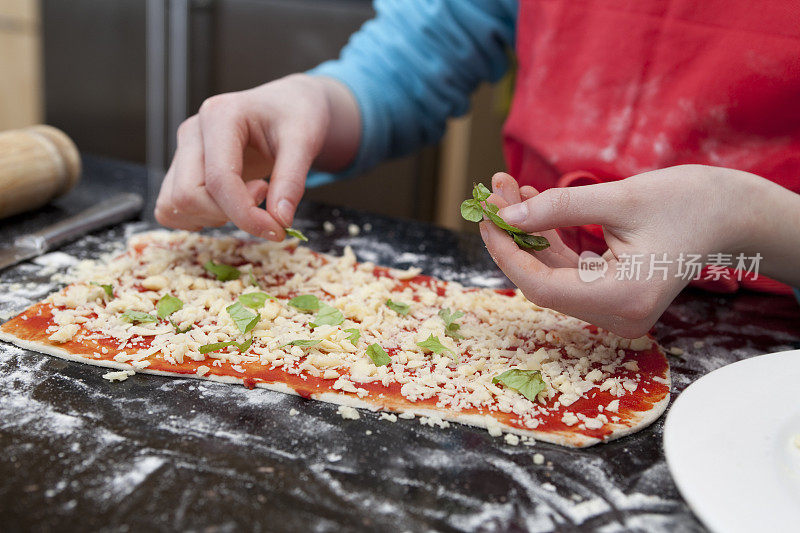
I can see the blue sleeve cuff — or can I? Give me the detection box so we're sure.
[308,60,392,180]
[305,169,339,189]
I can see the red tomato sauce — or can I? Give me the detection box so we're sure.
[3,290,669,442]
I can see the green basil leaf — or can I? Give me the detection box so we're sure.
[439,308,465,340]
[386,299,410,316]
[199,338,253,354]
[226,301,259,334]
[199,341,234,354]
[416,334,453,357]
[91,282,113,298]
[235,338,253,352]
[156,294,183,319]
[445,326,464,340]
[285,228,308,242]
[366,343,391,366]
[238,292,274,309]
[344,328,361,344]
[511,232,551,251]
[438,308,464,326]
[472,182,491,202]
[492,369,547,402]
[461,188,551,252]
[482,204,526,234]
[170,319,192,334]
[460,199,484,223]
[203,260,241,281]
[310,303,344,328]
[288,294,320,312]
[283,339,321,348]
[483,202,552,249]
[120,310,157,324]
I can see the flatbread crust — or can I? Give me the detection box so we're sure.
[0,231,670,448]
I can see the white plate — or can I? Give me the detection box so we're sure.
[664,349,800,532]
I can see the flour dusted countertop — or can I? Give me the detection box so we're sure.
[1,156,799,531]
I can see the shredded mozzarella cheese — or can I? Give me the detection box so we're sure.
[39,231,663,436]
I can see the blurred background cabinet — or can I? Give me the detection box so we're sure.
[36,0,507,229]
[0,0,42,130]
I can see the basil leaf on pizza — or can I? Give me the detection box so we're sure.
[416,334,455,361]
[203,261,241,281]
[235,338,253,352]
[439,307,465,340]
[344,328,361,344]
[226,302,259,334]
[156,294,183,319]
[366,343,391,366]
[199,338,252,354]
[238,291,274,309]
[386,299,410,316]
[120,310,157,324]
[171,320,192,334]
[288,294,320,312]
[199,341,234,354]
[492,369,547,402]
[310,303,344,328]
[283,339,321,348]
[91,282,113,298]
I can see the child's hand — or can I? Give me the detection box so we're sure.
[154,74,359,240]
[480,166,766,338]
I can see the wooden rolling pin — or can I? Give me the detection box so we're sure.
[0,125,81,220]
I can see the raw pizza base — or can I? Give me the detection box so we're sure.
[0,231,671,448]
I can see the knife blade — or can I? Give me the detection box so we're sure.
[0,192,144,271]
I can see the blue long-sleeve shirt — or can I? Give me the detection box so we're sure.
[307,1,800,308]
[306,0,517,187]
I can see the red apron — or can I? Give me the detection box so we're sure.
[503,0,800,294]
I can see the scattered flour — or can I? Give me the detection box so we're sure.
[33,252,79,276]
[106,456,165,499]
[0,221,750,532]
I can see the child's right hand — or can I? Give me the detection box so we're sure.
[154,74,360,240]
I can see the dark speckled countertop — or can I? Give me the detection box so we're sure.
[1,156,799,532]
